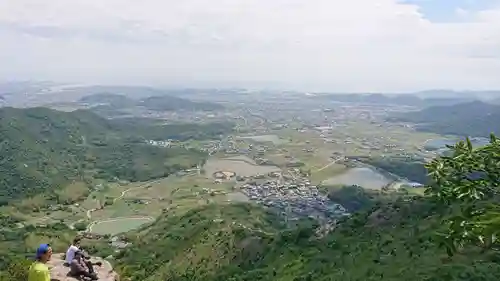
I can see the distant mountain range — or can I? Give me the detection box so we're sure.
[311,93,481,107]
[2,82,500,108]
[78,93,223,112]
[0,84,226,108]
[388,100,500,137]
[412,90,500,99]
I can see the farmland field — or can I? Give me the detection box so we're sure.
[204,157,281,177]
[238,134,285,144]
[88,217,154,235]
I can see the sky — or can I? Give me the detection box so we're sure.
[0,0,500,92]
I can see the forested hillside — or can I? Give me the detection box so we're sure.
[113,201,500,281]
[389,101,500,137]
[110,137,500,281]
[0,107,233,205]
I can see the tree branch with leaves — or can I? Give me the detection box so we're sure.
[425,134,500,256]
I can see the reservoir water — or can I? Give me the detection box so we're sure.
[323,167,391,190]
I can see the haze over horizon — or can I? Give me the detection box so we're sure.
[1,0,500,92]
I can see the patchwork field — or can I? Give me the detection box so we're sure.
[204,157,281,177]
[273,120,444,161]
[82,173,236,234]
[6,169,238,234]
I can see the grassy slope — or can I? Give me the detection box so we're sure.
[115,203,285,281]
[115,200,500,281]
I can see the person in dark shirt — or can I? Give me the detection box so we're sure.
[69,251,100,280]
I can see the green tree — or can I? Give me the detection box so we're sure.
[426,134,500,256]
[4,259,31,281]
[74,222,88,231]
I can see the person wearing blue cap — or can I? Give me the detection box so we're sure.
[28,243,52,281]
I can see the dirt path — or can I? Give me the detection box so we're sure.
[85,178,165,221]
[315,157,344,172]
[86,209,94,219]
[113,178,165,203]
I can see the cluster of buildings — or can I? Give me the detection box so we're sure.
[147,140,171,147]
[241,177,348,224]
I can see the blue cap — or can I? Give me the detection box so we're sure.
[35,244,50,259]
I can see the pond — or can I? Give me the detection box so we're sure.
[322,167,391,190]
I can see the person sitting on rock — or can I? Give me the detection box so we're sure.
[65,237,82,266]
[69,251,101,280]
[28,244,53,281]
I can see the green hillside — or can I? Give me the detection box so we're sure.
[388,101,500,137]
[0,107,232,205]
[115,203,287,281]
[110,137,500,281]
[111,200,500,281]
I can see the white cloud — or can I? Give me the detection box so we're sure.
[0,0,499,91]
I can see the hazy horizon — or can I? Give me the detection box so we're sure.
[1,0,500,92]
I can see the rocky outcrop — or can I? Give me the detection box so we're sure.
[47,254,119,281]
